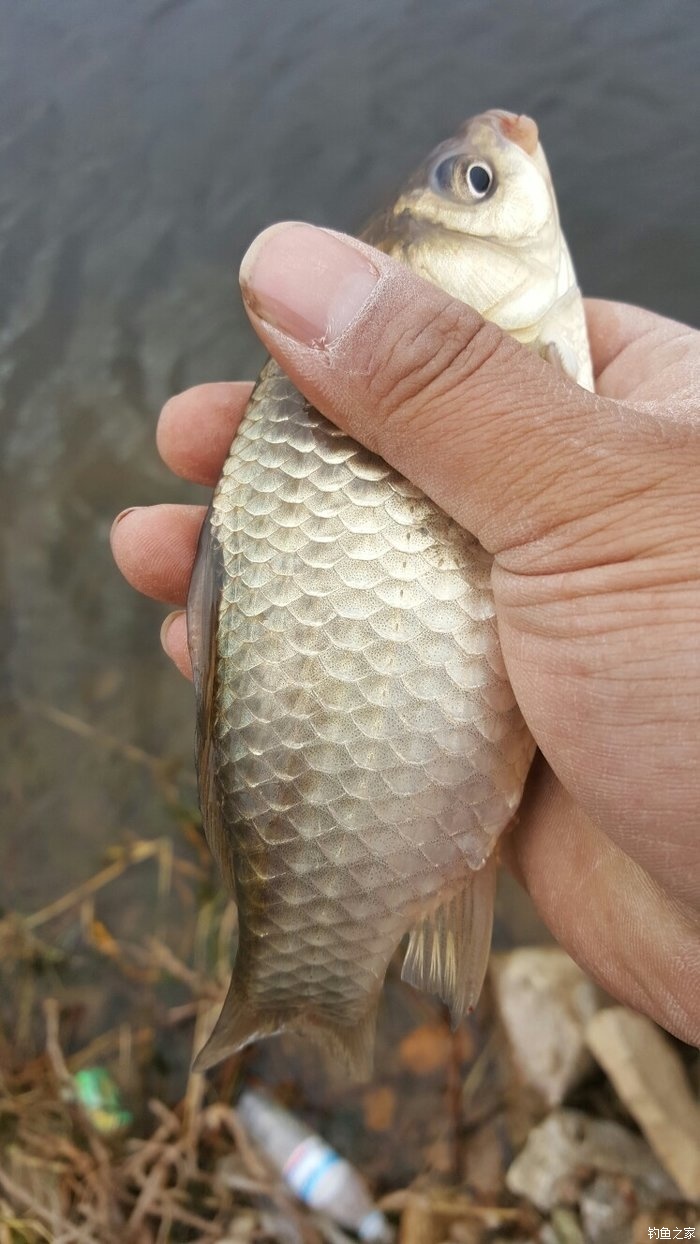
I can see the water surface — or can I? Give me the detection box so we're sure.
[2,0,698,920]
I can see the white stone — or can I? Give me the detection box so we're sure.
[490,947,603,1108]
[506,1109,678,1212]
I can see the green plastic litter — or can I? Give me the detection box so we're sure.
[72,1067,132,1134]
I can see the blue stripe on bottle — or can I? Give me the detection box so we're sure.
[297,1150,342,1200]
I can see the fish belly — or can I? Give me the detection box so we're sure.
[194,362,533,1075]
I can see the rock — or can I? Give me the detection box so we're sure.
[505,1109,679,1212]
[579,1173,635,1244]
[586,1007,700,1200]
[490,948,603,1108]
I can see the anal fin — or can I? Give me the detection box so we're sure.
[401,854,497,1026]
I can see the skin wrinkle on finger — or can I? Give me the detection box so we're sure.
[504,583,700,680]
[496,469,699,578]
[366,313,538,500]
[365,297,506,427]
[363,315,567,532]
[492,546,700,640]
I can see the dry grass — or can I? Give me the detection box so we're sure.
[0,830,345,1243]
[1,711,697,1242]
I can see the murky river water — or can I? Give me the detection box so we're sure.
[2,0,698,923]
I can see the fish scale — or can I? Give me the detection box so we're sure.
[189,110,592,1075]
[197,358,533,1060]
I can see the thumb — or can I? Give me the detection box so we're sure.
[239,222,674,563]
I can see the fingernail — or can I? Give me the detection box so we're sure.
[240,222,380,347]
[161,610,183,650]
[110,507,140,538]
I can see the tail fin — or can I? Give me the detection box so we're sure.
[192,980,282,1073]
[193,973,379,1081]
[401,854,497,1027]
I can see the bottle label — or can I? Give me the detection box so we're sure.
[283,1136,341,1203]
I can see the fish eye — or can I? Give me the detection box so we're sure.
[431,156,496,202]
[432,155,459,194]
[466,162,493,198]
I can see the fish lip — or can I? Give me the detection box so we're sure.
[485,109,540,155]
[457,109,540,157]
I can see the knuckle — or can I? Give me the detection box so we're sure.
[364,296,508,434]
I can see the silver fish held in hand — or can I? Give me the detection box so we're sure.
[188,110,593,1077]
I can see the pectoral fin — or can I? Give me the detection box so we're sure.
[401,854,497,1026]
[543,338,579,382]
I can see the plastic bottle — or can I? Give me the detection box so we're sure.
[237,1088,393,1242]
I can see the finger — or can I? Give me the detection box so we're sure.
[110,504,205,604]
[237,223,677,560]
[584,298,667,380]
[584,298,696,402]
[157,382,255,485]
[161,611,192,680]
[503,758,700,1046]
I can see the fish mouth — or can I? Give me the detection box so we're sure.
[459,109,540,157]
[491,110,540,155]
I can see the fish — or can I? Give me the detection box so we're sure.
[188,109,593,1078]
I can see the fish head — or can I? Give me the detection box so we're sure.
[401,110,552,242]
[366,109,591,385]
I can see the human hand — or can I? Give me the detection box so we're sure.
[112,223,700,1044]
